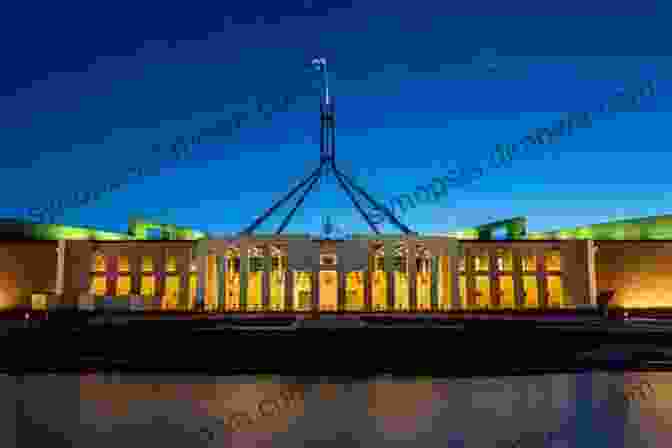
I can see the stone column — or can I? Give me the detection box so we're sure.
[450,254,461,310]
[312,256,320,312]
[513,248,525,309]
[55,240,66,296]
[437,255,454,310]
[440,255,450,310]
[177,249,191,310]
[153,247,166,305]
[430,256,439,311]
[216,254,226,310]
[207,254,217,309]
[384,240,395,311]
[239,238,249,311]
[262,244,272,311]
[536,247,548,309]
[587,240,597,306]
[364,251,373,312]
[129,249,142,296]
[284,269,294,311]
[337,256,346,312]
[407,238,417,311]
[465,248,476,309]
[489,247,500,308]
[273,251,285,311]
[196,253,208,310]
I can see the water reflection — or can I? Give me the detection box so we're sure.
[7,372,672,447]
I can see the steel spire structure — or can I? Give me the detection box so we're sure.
[241,57,415,237]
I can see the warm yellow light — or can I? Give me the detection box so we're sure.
[0,289,10,309]
[0,271,19,309]
[117,276,131,296]
[608,272,672,309]
[31,294,48,310]
[92,276,106,296]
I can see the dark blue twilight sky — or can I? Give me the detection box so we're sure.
[1,0,670,237]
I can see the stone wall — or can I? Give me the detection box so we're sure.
[561,240,594,307]
[62,240,96,306]
[596,241,672,308]
[0,241,57,308]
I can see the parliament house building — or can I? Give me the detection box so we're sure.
[5,60,669,315]
[2,214,672,313]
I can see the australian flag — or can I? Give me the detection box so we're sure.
[312,57,326,72]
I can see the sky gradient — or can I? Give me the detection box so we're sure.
[1,1,670,237]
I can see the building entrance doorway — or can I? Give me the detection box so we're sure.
[319,271,338,311]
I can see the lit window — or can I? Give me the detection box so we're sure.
[544,250,562,272]
[166,256,177,273]
[547,276,564,306]
[522,253,537,272]
[495,248,513,271]
[142,256,153,273]
[459,275,467,309]
[116,276,131,296]
[165,276,180,308]
[92,276,107,296]
[141,276,155,296]
[190,274,198,305]
[523,276,539,308]
[93,254,106,273]
[499,276,515,309]
[31,294,48,310]
[118,256,130,273]
[472,250,489,272]
[475,276,490,308]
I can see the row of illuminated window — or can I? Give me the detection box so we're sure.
[90,273,198,297]
[92,255,185,273]
[92,255,288,274]
[461,249,562,272]
[91,250,563,276]
[287,271,566,310]
[88,269,566,310]
[457,274,566,308]
[370,250,562,273]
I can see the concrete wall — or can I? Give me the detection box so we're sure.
[561,240,594,307]
[596,241,672,308]
[0,241,57,308]
[62,240,96,306]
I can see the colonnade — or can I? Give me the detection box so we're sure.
[56,238,595,311]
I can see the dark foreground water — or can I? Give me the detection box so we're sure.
[3,371,671,447]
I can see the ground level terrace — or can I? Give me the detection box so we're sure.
[19,237,599,312]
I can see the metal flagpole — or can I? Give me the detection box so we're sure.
[241,57,415,236]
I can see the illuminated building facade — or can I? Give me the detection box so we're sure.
[4,60,666,313]
[2,214,672,312]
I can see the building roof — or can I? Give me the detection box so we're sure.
[3,214,672,241]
